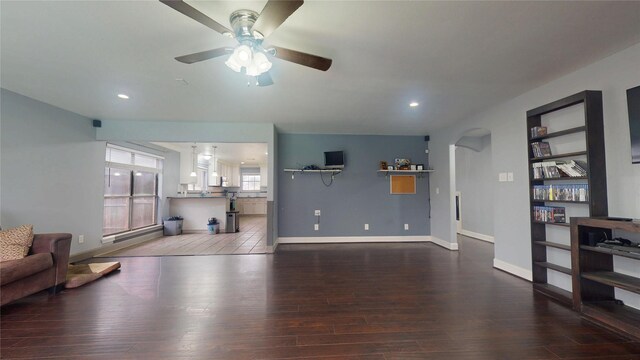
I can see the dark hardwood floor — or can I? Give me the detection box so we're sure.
[1,240,639,359]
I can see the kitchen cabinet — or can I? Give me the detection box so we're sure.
[230,165,240,187]
[237,198,267,215]
[260,165,268,187]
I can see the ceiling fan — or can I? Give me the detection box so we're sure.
[160,0,332,86]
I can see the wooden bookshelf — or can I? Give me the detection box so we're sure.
[533,241,571,251]
[526,90,608,305]
[571,217,640,340]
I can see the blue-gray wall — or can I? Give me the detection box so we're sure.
[1,89,106,255]
[278,134,431,237]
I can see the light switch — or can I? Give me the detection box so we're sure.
[498,173,507,182]
[507,172,514,182]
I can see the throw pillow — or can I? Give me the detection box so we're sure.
[0,225,34,261]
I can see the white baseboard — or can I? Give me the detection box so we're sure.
[266,238,279,253]
[493,258,532,281]
[429,236,459,250]
[277,235,459,251]
[458,229,494,243]
[71,230,163,262]
[277,236,431,244]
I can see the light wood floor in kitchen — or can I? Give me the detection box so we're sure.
[99,215,267,256]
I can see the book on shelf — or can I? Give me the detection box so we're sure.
[532,184,589,202]
[556,160,588,177]
[531,142,552,158]
[531,160,587,179]
[533,205,566,223]
[530,126,548,138]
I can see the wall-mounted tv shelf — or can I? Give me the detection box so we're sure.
[571,217,640,340]
[526,90,608,306]
[284,168,342,180]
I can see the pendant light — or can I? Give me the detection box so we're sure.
[211,146,218,178]
[190,145,197,177]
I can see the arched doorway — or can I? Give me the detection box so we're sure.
[452,128,494,263]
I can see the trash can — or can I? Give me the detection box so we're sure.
[225,211,240,233]
[163,217,183,236]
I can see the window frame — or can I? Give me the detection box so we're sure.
[103,145,163,236]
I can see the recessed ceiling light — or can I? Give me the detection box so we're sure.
[265,152,268,155]
[241,161,245,165]
[117,94,130,99]
[409,102,419,107]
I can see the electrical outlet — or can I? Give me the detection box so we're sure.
[404,224,409,230]
[425,149,429,154]
[436,187,440,194]
[507,172,514,182]
[314,224,319,231]
[314,210,321,216]
[78,235,84,244]
[364,224,369,230]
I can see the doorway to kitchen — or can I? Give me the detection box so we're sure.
[100,141,269,257]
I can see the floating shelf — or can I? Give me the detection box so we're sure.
[377,169,434,178]
[284,169,342,174]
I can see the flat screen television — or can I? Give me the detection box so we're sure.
[627,85,640,164]
[324,151,345,169]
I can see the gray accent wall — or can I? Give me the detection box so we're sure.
[278,134,431,237]
[1,89,105,255]
[455,135,494,237]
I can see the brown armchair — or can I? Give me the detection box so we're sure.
[1,233,72,306]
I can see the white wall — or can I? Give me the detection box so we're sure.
[429,42,640,285]
[455,135,494,238]
[1,89,105,255]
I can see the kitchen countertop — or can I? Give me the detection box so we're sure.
[167,196,227,199]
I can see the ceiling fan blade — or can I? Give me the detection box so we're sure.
[256,72,274,87]
[271,46,332,71]
[160,0,233,36]
[252,0,303,39]
[175,48,232,64]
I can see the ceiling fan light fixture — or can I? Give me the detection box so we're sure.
[225,55,242,72]
[253,51,272,72]
[235,45,253,66]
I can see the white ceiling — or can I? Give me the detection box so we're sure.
[2,1,640,135]
[151,142,268,165]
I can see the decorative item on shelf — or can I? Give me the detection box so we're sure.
[387,165,394,170]
[416,164,424,171]
[530,126,548,138]
[394,158,410,169]
[380,161,388,170]
[410,164,417,170]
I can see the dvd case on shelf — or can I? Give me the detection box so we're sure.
[532,205,566,223]
[532,184,589,202]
